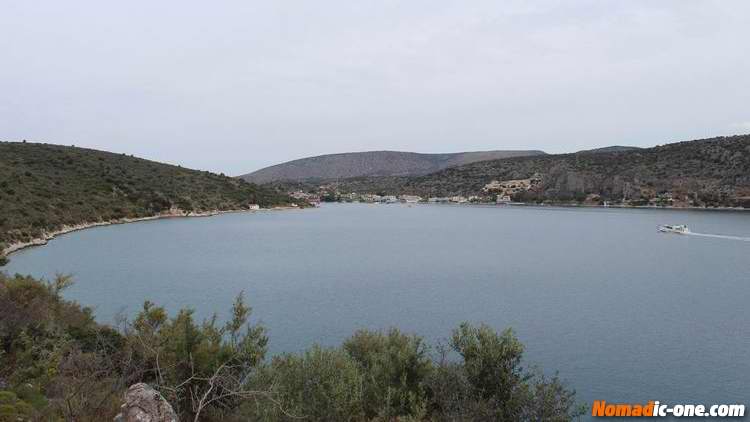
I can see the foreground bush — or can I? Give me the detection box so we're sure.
[243,346,365,420]
[0,273,584,421]
[344,328,432,418]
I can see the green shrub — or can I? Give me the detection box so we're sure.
[129,293,268,420]
[10,384,47,411]
[0,392,17,405]
[343,328,431,418]
[244,346,365,421]
[0,391,34,421]
[451,323,524,405]
[422,323,584,421]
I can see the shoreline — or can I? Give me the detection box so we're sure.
[2,206,300,258]
[349,201,750,212]
[504,202,750,212]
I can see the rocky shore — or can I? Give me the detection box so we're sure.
[2,206,299,258]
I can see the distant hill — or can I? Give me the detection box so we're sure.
[578,145,642,154]
[303,135,750,208]
[0,142,295,261]
[240,150,546,184]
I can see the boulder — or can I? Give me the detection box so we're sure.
[114,383,178,422]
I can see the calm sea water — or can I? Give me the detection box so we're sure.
[5,204,750,414]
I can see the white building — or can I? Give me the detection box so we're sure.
[496,195,512,204]
[450,196,468,203]
[399,195,422,203]
[384,195,399,203]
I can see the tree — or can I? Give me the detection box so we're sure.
[446,322,584,421]
[129,292,269,421]
[451,323,524,402]
[243,346,364,421]
[343,328,431,418]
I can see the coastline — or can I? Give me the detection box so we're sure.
[506,202,750,212]
[351,200,749,212]
[2,206,300,258]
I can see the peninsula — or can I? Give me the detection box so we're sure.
[0,142,298,265]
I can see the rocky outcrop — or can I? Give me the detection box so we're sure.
[114,383,178,422]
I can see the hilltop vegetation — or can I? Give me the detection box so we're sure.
[288,135,750,208]
[577,146,641,154]
[0,142,296,262]
[0,273,583,421]
[240,150,546,184]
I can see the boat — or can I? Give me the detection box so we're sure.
[657,224,690,234]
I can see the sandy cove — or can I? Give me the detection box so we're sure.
[2,206,300,257]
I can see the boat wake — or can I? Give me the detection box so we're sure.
[685,232,750,242]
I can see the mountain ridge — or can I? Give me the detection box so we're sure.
[240,149,547,184]
[578,145,642,154]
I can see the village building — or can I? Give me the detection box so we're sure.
[289,191,321,204]
[483,174,542,197]
[482,174,542,204]
[428,197,450,203]
[496,194,512,204]
[360,194,383,202]
[399,195,422,203]
[383,195,399,203]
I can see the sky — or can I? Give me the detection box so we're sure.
[1,1,749,175]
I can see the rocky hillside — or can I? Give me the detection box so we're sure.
[240,150,546,183]
[307,135,750,208]
[0,142,296,260]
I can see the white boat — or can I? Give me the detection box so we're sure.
[658,224,690,234]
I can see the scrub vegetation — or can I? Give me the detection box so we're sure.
[0,141,296,265]
[0,273,584,421]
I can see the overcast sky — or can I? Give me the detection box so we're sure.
[1,1,749,175]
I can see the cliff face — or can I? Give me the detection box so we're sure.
[240,150,546,184]
[299,135,750,207]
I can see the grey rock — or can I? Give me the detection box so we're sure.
[114,383,178,422]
